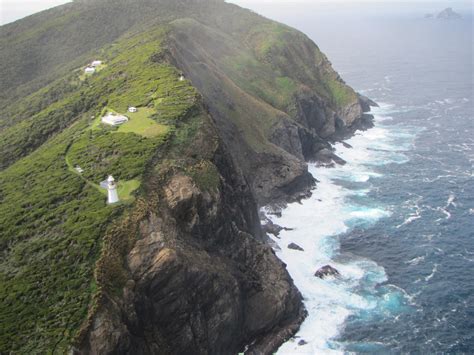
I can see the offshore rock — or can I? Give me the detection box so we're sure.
[314,265,340,279]
[288,243,304,252]
[437,8,462,20]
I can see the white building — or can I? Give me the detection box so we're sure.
[107,175,119,204]
[91,60,103,67]
[128,106,138,113]
[179,75,185,81]
[84,67,96,74]
[101,113,129,126]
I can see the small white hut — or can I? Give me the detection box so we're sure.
[179,75,185,82]
[91,60,103,67]
[74,166,84,174]
[128,106,138,113]
[101,113,128,126]
[84,67,96,74]
[107,175,119,204]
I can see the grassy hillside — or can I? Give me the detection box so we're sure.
[0,26,197,170]
[0,25,200,353]
[0,0,208,107]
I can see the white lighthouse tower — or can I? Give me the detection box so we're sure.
[107,175,119,204]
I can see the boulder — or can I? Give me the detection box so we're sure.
[298,339,308,346]
[262,219,294,237]
[314,265,340,279]
[288,243,304,252]
[262,220,284,237]
[315,148,346,167]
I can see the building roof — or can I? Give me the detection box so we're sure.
[101,113,128,126]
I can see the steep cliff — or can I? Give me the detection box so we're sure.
[0,0,374,353]
[75,114,305,355]
[165,5,372,204]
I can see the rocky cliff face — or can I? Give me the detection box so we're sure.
[76,115,306,355]
[166,6,373,205]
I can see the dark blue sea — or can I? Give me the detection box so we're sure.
[248,2,474,353]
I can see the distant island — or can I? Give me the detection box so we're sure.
[436,7,462,20]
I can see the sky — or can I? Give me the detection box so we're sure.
[0,0,471,25]
[0,0,72,25]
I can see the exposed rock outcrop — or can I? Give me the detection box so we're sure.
[314,265,340,279]
[358,94,379,113]
[262,219,284,237]
[288,243,304,252]
[167,8,373,205]
[314,148,347,167]
[77,116,307,354]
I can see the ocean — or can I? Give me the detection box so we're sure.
[247,2,473,353]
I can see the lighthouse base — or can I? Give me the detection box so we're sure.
[108,189,119,204]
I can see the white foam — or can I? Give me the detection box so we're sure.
[273,105,416,354]
[425,264,438,282]
[396,214,421,228]
[406,255,425,266]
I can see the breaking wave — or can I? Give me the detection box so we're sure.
[266,104,417,353]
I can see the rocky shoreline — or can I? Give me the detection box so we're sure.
[263,94,377,213]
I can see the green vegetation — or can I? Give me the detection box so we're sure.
[224,52,299,110]
[67,131,161,182]
[0,25,198,171]
[117,108,170,138]
[0,127,118,353]
[323,75,357,108]
[0,22,201,354]
[0,87,99,169]
[117,179,141,201]
[239,21,358,110]
[247,23,295,60]
[187,160,220,192]
[79,63,107,81]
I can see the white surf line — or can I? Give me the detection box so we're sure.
[267,106,414,354]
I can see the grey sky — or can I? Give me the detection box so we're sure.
[0,0,471,25]
[0,0,71,25]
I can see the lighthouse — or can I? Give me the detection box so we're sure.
[107,175,119,204]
